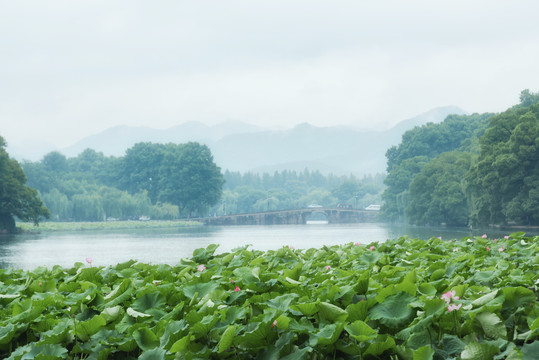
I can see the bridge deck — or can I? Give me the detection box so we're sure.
[192,207,379,225]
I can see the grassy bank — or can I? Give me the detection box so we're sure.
[0,233,537,359]
[16,219,203,232]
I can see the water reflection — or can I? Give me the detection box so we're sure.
[0,223,535,270]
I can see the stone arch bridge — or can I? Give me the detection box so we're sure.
[195,207,379,226]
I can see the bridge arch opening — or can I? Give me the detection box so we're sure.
[306,211,329,224]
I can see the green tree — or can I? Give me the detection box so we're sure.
[0,136,49,232]
[467,100,539,226]
[118,143,165,203]
[158,142,224,217]
[381,112,491,222]
[407,152,472,226]
[42,189,71,221]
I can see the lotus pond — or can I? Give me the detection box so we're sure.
[0,233,538,359]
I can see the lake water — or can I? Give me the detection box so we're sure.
[0,223,532,270]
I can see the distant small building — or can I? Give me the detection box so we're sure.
[365,204,381,211]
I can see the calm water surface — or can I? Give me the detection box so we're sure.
[0,223,532,270]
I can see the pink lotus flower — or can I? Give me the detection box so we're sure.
[441,290,459,304]
[288,245,294,250]
[197,264,206,272]
[437,236,442,240]
[494,239,498,243]
[272,320,277,327]
[154,281,158,285]
[481,234,487,239]
[486,247,490,251]
[504,235,509,239]
[234,286,240,292]
[85,257,93,265]
[447,303,462,312]
[354,242,360,246]
[325,265,331,270]
[67,306,71,312]
[498,247,504,252]
[230,278,234,283]
[369,246,375,251]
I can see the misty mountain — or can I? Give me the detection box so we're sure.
[58,106,465,175]
[61,120,265,158]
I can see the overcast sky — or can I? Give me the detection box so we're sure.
[2,1,539,153]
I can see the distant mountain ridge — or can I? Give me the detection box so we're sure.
[57,106,465,175]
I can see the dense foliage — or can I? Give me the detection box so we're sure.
[381,112,492,224]
[22,142,224,220]
[467,97,539,226]
[0,233,537,359]
[23,150,384,222]
[0,136,49,233]
[217,170,384,215]
[382,89,539,227]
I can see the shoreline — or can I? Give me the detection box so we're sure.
[15,219,203,233]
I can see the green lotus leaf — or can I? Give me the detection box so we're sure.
[256,345,280,360]
[460,342,500,360]
[275,315,291,329]
[441,334,465,355]
[345,320,377,342]
[353,274,369,295]
[182,281,219,299]
[76,314,107,342]
[317,302,348,323]
[471,289,498,307]
[266,293,298,312]
[40,318,72,345]
[522,341,539,360]
[222,306,249,325]
[101,279,133,309]
[280,346,312,360]
[360,251,382,265]
[417,283,437,296]
[192,244,219,263]
[472,271,496,284]
[78,267,102,283]
[114,259,137,271]
[476,311,507,339]
[192,314,219,338]
[133,327,159,351]
[275,331,298,351]
[369,292,415,329]
[126,307,151,318]
[309,323,344,346]
[132,292,166,312]
[160,301,185,321]
[502,287,535,312]
[429,268,446,281]
[218,324,236,353]
[101,305,123,323]
[169,334,190,353]
[0,323,15,345]
[19,343,68,359]
[139,347,167,360]
[159,320,188,348]
[412,345,434,360]
[235,321,275,349]
[363,334,396,357]
[290,302,318,317]
[233,267,260,283]
[346,301,368,322]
